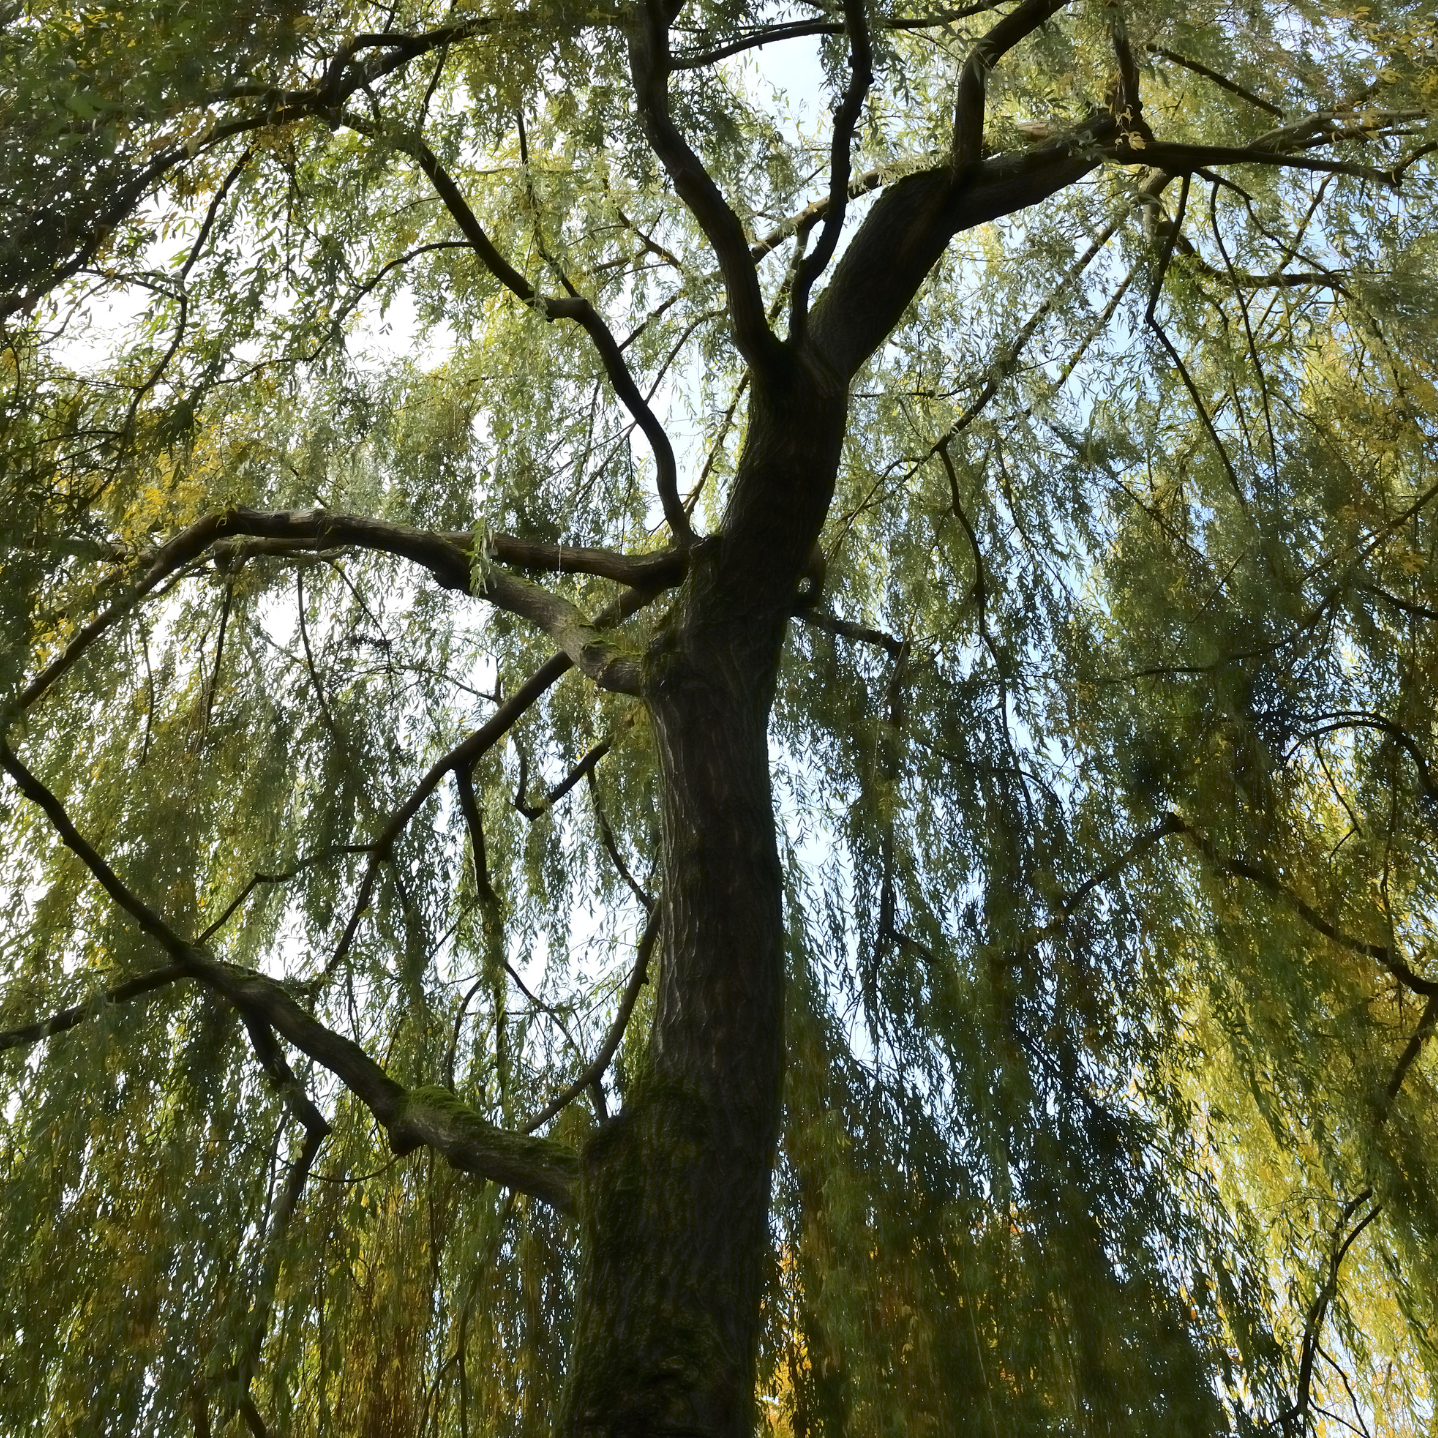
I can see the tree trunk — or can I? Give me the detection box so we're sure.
[562,357,847,1436]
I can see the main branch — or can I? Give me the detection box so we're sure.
[627,0,784,373]
[0,741,579,1212]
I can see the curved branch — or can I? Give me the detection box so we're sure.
[789,0,874,335]
[1290,712,1438,804]
[477,567,641,693]
[14,508,684,726]
[1378,993,1438,1122]
[671,2,1003,67]
[390,132,694,545]
[1145,43,1285,118]
[199,846,374,944]
[627,0,783,373]
[587,767,655,911]
[0,739,579,1211]
[515,738,613,820]
[1012,814,1186,960]
[952,0,1071,173]
[329,584,660,971]
[522,904,659,1133]
[1275,1193,1381,1436]
[1176,818,1438,998]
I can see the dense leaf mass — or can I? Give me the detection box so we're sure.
[1,0,1436,1432]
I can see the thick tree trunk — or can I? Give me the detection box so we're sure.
[561,358,847,1436]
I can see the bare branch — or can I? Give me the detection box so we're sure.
[1145,43,1285,118]
[751,159,928,262]
[670,4,1002,68]
[1378,992,1438,1122]
[15,512,231,716]
[1012,814,1186,960]
[482,534,687,589]
[199,847,374,945]
[1144,174,1247,505]
[1275,1193,1382,1436]
[330,584,660,971]
[588,768,655,910]
[455,768,498,906]
[13,508,684,733]
[1289,711,1438,805]
[1121,139,1401,189]
[365,130,694,545]
[516,739,613,820]
[796,608,906,656]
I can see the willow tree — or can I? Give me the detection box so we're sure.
[2,0,1437,1432]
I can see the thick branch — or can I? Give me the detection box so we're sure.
[481,535,687,588]
[477,568,641,692]
[0,741,579,1211]
[952,0,1071,173]
[16,509,682,726]
[810,129,1113,377]
[627,0,783,372]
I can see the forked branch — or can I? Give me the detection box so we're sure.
[952,0,1071,173]
[329,584,659,971]
[14,508,682,727]
[366,129,694,545]
[789,0,874,334]
[627,0,783,372]
[0,741,579,1212]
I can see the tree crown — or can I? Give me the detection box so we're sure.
[2,0,1437,1431]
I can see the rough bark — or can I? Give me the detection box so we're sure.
[562,356,847,1437]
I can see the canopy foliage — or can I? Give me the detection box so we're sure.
[1,0,1437,1433]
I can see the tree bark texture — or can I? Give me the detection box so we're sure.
[562,358,848,1436]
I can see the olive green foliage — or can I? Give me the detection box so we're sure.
[1,0,1436,1433]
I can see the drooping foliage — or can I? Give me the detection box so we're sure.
[1,0,1436,1433]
